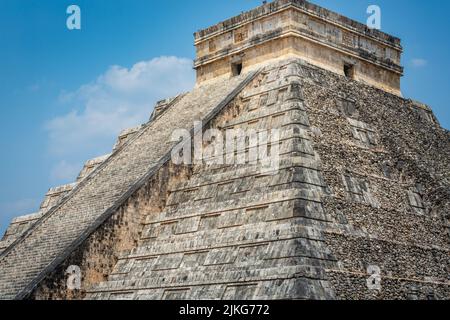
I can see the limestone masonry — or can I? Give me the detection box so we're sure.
[0,0,448,300]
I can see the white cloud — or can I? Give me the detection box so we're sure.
[411,58,428,68]
[50,160,81,182]
[44,56,195,184]
[27,84,40,93]
[0,198,40,215]
[0,198,41,236]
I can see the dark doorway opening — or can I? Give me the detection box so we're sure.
[231,62,243,77]
[344,63,355,79]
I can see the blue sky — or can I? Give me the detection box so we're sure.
[0,0,448,235]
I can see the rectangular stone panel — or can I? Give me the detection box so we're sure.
[195,185,217,201]
[189,285,225,300]
[109,292,135,300]
[180,251,208,268]
[265,201,295,221]
[159,222,178,237]
[198,214,221,231]
[235,244,268,266]
[111,259,133,275]
[175,216,201,235]
[222,284,258,300]
[153,253,184,271]
[293,199,329,221]
[293,167,324,186]
[134,289,164,300]
[142,224,159,239]
[204,247,237,266]
[217,210,245,229]
[267,90,278,106]
[162,289,190,300]
[131,257,157,276]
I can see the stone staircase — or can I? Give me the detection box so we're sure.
[0,71,256,300]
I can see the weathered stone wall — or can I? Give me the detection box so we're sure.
[296,61,449,299]
[29,163,192,300]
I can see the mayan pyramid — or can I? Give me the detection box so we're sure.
[0,0,449,300]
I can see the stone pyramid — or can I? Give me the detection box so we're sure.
[0,0,449,300]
